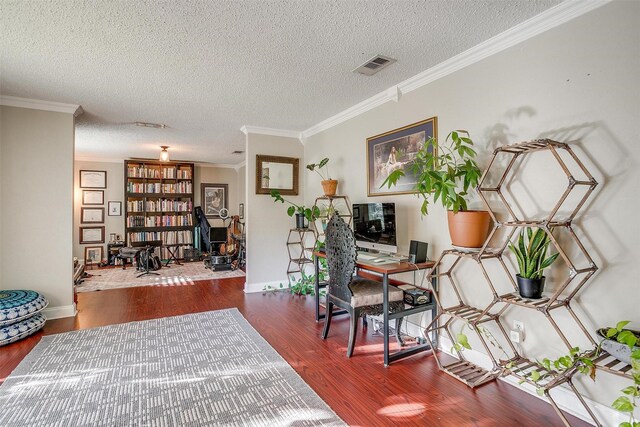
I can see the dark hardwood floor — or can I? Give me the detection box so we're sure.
[0,278,589,426]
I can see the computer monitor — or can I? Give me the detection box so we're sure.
[352,203,397,254]
[209,227,227,243]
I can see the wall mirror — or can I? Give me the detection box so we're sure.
[255,154,299,195]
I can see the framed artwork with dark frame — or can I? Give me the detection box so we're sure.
[108,201,122,216]
[81,207,104,224]
[201,183,229,219]
[84,246,104,265]
[79,170,107,188]
[366,116,437,196]
[82,190,104,205]
[255,155,299,195]
[80,226,105,244]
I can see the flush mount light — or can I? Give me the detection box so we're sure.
[353,54,397,76]
[136,121,167,128]
[159,146,170,162]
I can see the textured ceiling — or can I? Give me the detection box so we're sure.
[1,0,561,164]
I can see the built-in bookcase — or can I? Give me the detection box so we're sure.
[124,159,195,259]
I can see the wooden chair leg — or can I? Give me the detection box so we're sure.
[321,302,333,339]
[347,310,359,358]
[396,316,405,347]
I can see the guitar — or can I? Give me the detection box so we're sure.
[225,216,241,256]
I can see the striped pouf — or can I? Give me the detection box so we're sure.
[0,290,48,346]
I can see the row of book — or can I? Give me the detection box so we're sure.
[127,230,194,245]
[127,200,193,212]
[127,182,192,194]
[127,166,192,179]
[126,215,193,228]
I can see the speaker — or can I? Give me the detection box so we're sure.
[408,240,428,264]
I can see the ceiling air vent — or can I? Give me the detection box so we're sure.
[353,55,397,76]
[232,150,244,154]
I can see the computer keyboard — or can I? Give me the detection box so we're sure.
[357,252,377,260]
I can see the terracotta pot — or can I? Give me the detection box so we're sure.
[321,179,338,196]
[447,210,491,248]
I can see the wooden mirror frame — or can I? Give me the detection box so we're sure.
[255,154,299,195]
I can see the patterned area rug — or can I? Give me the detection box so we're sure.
[0,309,345,426]
[77,262,245,292]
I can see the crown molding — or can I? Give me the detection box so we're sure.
[240,125,302,140]
[0,95,83,116]
[301,0,610,140]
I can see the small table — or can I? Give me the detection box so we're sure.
[314,251,436,366]
[162,244,192,266]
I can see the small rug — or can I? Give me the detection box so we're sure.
[77,262,245,292]
[0,309,345,426]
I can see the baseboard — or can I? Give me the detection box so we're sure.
[437,336,622,426]
[244,280,290,294]
[43,303,77,320]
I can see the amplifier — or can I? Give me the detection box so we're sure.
[403,288,432,306]
[183,248,201,262]
[210,255,232,265]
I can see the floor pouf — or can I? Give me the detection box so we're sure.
[0,290,48,327]
[0,312,46,346]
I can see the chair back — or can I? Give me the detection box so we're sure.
[325,214,356,302]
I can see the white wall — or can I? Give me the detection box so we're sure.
[0,105,76,318]
[304,0,639,420]
[73,160,124,261]
[245,133,304,291]
[237,164,246,218]
[195,165,239,227]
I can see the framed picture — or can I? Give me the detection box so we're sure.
[239,203,244,219]
[79,170,107,188]
[81,207,104,224]
[367,116,437,196]
[82,190,104,205]
[201,183,228,218]
[84,246,103,265]
[80,226,105,244]
[108,201,122,216]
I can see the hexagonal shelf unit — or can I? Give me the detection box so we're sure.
[286,228,317,275]
[310,195,352,245]
[428,139,604,426]
[425,249,517,387]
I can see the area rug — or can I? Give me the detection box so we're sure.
[0,308,345,426]
[76,262,245,292]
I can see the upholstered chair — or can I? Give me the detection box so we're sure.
[321,214,405,357]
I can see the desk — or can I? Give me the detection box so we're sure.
[314,251,436,366]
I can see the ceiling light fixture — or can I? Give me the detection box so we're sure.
[136,121,167,128]
[159,146,170,162]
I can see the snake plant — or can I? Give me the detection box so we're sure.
[508,227,559,279]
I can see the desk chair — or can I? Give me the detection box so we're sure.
[321,214,405,357]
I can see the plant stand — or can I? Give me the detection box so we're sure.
[310,195,352,245]
[286,228,317,275]
[429,139,605,426]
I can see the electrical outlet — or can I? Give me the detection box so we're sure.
[510,329,522,343]
[513,320,525,331]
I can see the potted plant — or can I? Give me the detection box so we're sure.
[270,190,320,229]
[307,158,338,196]
[507,227,559,299]
[382,130,489,248]
[598,321,640,365]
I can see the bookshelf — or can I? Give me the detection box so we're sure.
[124,159,195,259]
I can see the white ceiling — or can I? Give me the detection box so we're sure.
[1,0,561,165]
